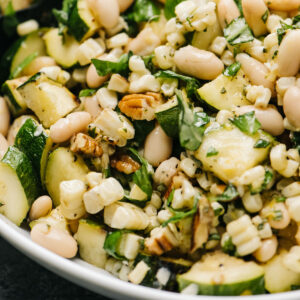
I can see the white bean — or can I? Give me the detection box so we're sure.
[236,53,274,93]
[144,125,173,167]
[0,97,10,137]
[23,56,57,76]
[242,0,268,37]
[87,0,120,29]
[264,0,300,11]
[278,30,300,77]
[217,0,241,29]
[0,134,8,159]
[84,95,102,120]
[67,111,92,133]
[174,46,224,80]
[29,196,53,220]
[234,105,284,136]
[31,223,78,258]
[253,235,278,262]
[269,203,291,229]
[86,63,108,88]
[117,0,134,12]
[283,86,300,128]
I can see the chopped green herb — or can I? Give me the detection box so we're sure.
[220,87,227,94]
[103,230,130,260]
[223,62,241,77]
[273,210,283,221]
[277,21,293,45]
[222,236,236,255]
[164,0,184,19]
[216,184,239,202]
[206,146,219,157]
[276,196,286,203]
[257,223,264,230]
[127,0,160,23]
[9,52,38,79]
[233,0,243,16]
[229,111,261,135]
[261,10,269,23]
[79,89,97,98]
[130,120,155,147]
[208,233,221,241]
[254,139,271,148]
[2,1,19,37]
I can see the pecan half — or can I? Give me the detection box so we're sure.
[70,133,103,157]
[111,154,140,174]
[118,92,164,121]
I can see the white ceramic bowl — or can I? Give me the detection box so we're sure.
[0,214,300,300]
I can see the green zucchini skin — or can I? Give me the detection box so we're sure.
[15,118,52,183]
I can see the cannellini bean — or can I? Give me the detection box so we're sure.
[144,125,172,167]
[278,30,300,77]
[31,223,78,258]
[217,0,240,29]
[7,115,34,145]
[87,0,120,29]
[0,134,8,159]
[22,56,57,76]
[50,112,92,143]
[29,196,53,220]
[83,95,102,120]
[236,53,274,92]
[0,98,10,137]
[117,0,134,12]
[268,203,291,229]
[264,0,300,11]
[126,27,161,56]
[253,235,278,262]
[234,105,284,136]
[154,157,180,186]
[174,46,224,80]
[283,86,300,129]
[242,0,268,37]
[86,63,109,88]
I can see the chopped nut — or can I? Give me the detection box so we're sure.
[110,154,140,174]
[70,133,103,157]
[118,92,164,121]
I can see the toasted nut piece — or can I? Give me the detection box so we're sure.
[70,133,103,157]
[111,154,140,174]
[118,92,164,121]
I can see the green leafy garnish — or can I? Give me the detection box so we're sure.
[164,0,184,19]
[103,230,129,260]
[2,1,19,37]
[233,0,243,16]
[223,62,241,77]
[254,139,271,148]
[276,196,286,203]
[79,89,97,98]
[177,90,210,151]
[251,169,273,194]
[261,10,269,23]
[273,210,283,221]
[277,21,293,45]
[222,235,237,256]
[229,111,261,135]
[130,120,155,147]
[216,184,239,202]
[92,52,132,77]
[208,233,221,241]
[127,0,160,23]
[155,70,201,98]
[142,54,157,74]
[128,148,153,200]
[162,189,199,227]
[224,17,254,46]
[9,52,38,79]
[206,147,219,157]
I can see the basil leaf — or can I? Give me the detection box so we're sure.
[164,0,184,19]
[103,230,129,260]
[2,1,19,37]
[128,148,153,199]
[177,90,210,151]
[222,235,236,255]
[79,89,97,98]
[127,0,160,23]
[9,52,38,79]
[216,184,239,202]
[142,54,157,74]
[92,52,132,77]
[229,111,261,135]
[251,169,273,194]
[276,196,286,203]
[206,146,219,157]
[53,0,77,34]
[155,70,200,98]
[224,17,254,46]
[261,10,269,24]
[277,21,293,45]
[130,120,155,147]
[162,189,199,227]
[223,61,241,77]
[254,139,270,148]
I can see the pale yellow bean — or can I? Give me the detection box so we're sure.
[50,118,72,143]
[283,86,300,128]
[117,0,134,12]
[31,223,78,258]
[22,56,57,76]
[236,53,274,92]
[144,125,173,167]
[278,30,300,77]
[86,63,109,88]
[242,0,268,37]
[66,111,92,133]
[29,196,53,221]
[174,46,224,80]
[0,133,8,159]
[87,0,120,29]
[217,0,241,29]
[84,96,102,120]
[269,203,291,229]
[253,236,278,262]
[0,97,10,137]
[264,0,300,11]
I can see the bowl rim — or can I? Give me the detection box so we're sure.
[0,214,299,300]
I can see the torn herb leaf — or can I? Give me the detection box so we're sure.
[164,0,184,19]
[127,0,160,23]
[130,120,155,147]
[233,0,243,16]
[223,61,241,77]
[254,139,270,148]
[261,10,269,23]
[103,230,129,260]
[206,146,219,157]
[229,111,261,135]
[222,235,236,255]
[9,52,38,79]
[216,184,239,202]
[2,1,19,37]
[251,169,273,194]
[277,21,293,45]
[79,89,97,98]
[224,17,254,46]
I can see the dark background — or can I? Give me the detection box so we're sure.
[0,237,112,300]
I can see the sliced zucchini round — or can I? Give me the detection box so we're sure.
[177,251,265,295]
[0,146,40,225]
[45,147,89,206]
